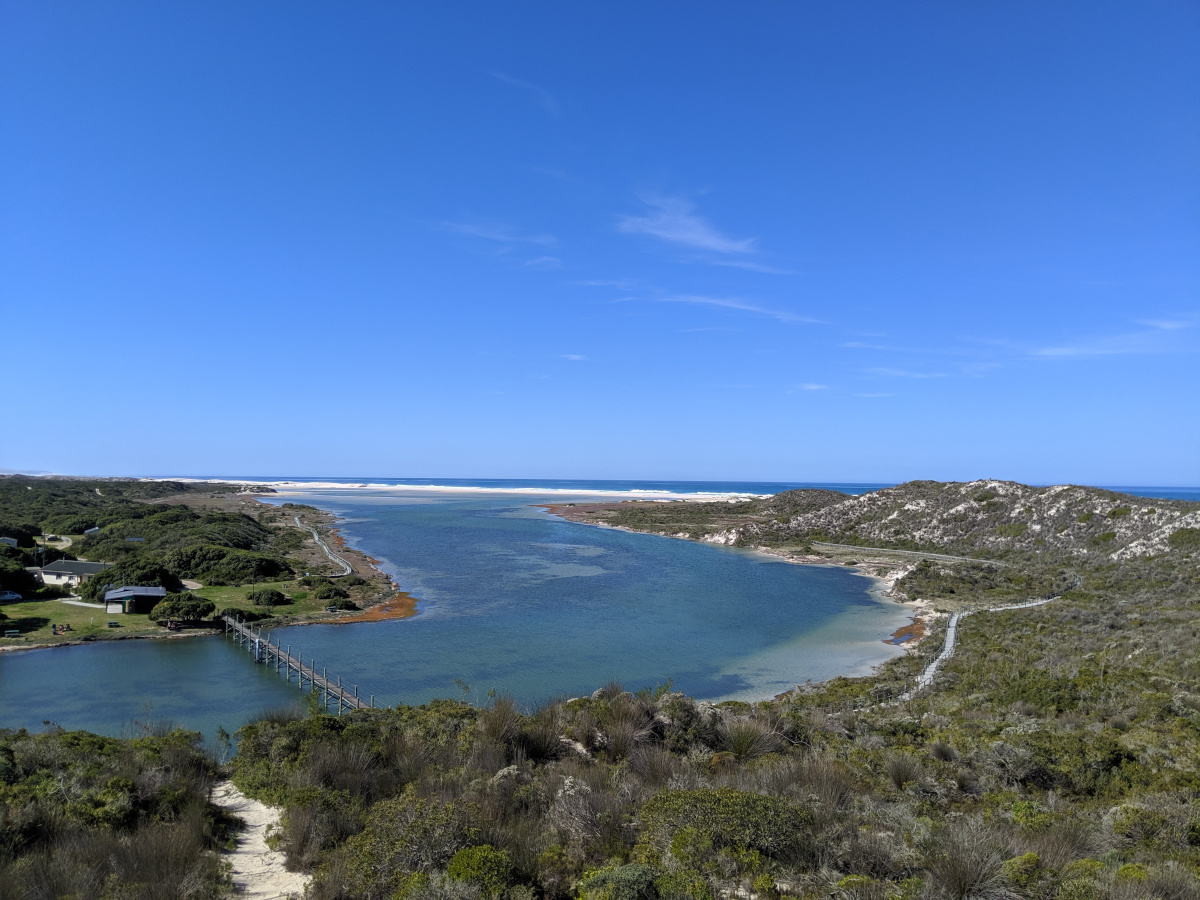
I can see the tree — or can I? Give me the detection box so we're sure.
[247,588,289,608]
[149,593,215,624]
[80,558,182,601]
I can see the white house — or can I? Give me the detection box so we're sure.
[39,560,113,588]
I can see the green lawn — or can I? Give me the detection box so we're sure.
[0,597,158,645]
[0,578,361,649]
[197,580,341,619]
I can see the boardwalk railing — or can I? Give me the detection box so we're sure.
[222,615,374,713]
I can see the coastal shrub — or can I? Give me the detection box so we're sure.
[1168,528,1200,551]
[248,588,290,607]
[330,599,359,611]
[0,727,231,898]
[721,718,782,761]
[162,544,292,585]
[219,606,270,622]
[1077,513,1095,523]
[343,796,475,897]
[638,788,810,862]
[0,556,39,596]
[929,741,958,762]
[1108,507,1131,518]
[578,863,659,900]
[995,523,1026,538]
[150,593,215,623]
[79,557,183,600]
[884,752,923,789]
[314,583,349,601]
[447,845,513,897]
[921,822,1007,900]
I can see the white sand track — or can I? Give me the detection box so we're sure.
[212,780,310,900]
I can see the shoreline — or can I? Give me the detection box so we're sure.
[167,477,769,502]
[539,502,936,656]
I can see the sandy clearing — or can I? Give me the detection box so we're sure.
[212,780,309,900]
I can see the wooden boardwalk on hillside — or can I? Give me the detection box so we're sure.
[222,615,375,713]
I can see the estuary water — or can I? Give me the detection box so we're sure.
[0,485,911,742]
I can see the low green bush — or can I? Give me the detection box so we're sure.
[247,588,290,608]
[314,583,349,600]
[149,593,215,623]
[447,845,513,898]
[638,788,810,862]
[1168,527,1200,550]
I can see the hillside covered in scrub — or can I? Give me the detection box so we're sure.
[554,481,1200,612]
[224,542,1200,900]
[559,481,1200,563]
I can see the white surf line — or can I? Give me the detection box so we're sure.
[212,780,309,900]
[294,515,353,576]
[901,595,1059,701]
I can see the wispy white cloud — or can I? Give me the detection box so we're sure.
[1030,323,1193,359]
[443,222,556,246]
[707,257,795,275]
[561,354,586,361]
[657,294,818,325]
[1135,318,1193,331]
[576,278,640,290]
[491,72,559,114]
[522,256,561,268]
[618,195,756,256]
[842,341,892,351]
[796,383,827,391]
[863,367,946,379]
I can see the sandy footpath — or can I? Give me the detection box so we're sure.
[212,780,309,900]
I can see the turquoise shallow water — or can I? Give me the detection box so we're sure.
[0,489,910,741]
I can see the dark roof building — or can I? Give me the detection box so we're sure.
[104,585,167,614]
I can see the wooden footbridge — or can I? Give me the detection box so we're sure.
[222,615,376,713]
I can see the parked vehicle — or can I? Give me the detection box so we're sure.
[0,591,22,601]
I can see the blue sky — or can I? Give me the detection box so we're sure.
[1,2,1197,485]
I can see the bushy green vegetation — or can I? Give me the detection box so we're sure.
[0,477,298,601]
[248,587,291,608]
[149,592,217,623]
[0,725,235,899]
[215,500,1200,900]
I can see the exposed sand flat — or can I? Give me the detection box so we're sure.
[162,476,766,501]
[212,780,309,900]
